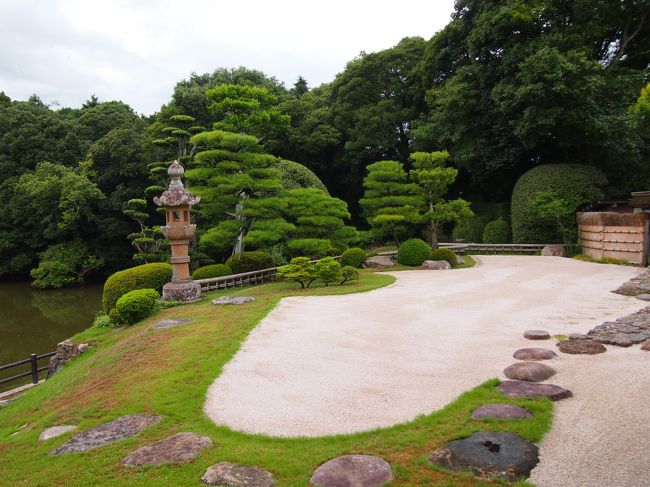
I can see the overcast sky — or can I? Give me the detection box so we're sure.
[0,0,455,115]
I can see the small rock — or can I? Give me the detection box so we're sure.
[362,256,394,268]
[541,245,566,257]
[456,255,465,265]
[47,340,90,379]
[421,260,451,270]
[212,296,255,305]
[557,339,606,355]
[428,431,539,481]
[152,318,193,330]
[592,336,633,347]
[310,454,393,487]
[498,380,572,401]
[39,425,77,441]
[123,432,212,466]
[77,343,89,353]
[503,362,556,382]
[641,340,650,351]
[202,462,275,486]
[471,404,533,419]
[48,414,161,455]
[513,348,557,361]
[524,330,551,340]
[636,294,650,301]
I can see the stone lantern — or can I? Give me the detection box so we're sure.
[153,161,202,301]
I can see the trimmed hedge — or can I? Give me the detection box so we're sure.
[115,289,159,326]
[430,248,457,267]
[340,247,368,268]
[102,262,172,313]
[511,164,606,243]
[226,251,274,274]
[192,264,232,280]
[397,239,431,266]
[483,218,511,244]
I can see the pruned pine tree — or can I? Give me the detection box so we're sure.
[409,151,473,249]
[122,198,167,263]
[360,160,420,245]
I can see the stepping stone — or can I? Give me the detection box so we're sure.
[48,414,161,455]
[557,339,606,355]
[513,348,557,361]
[503,362,556,382]
[471,404,533,420]
[641,340,650,351]
[310,454,393,487]
[212,296,255,305]
[202,462,275,486]
[498,380,572,401]
[524,330,550,340]
[635,294,650,301]
[428,431,539,481]
[39,425,77,441]
[152,318,193,330]
[567,333,590,340]
[123,432,212,466]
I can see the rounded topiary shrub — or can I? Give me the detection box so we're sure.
[278,159,329,193]
[115,289,159,326]
[102,262,172,313]
[482,218,511,244]
[511,164,606,243]
[192,264,232,280]
[340,247,368,268]
[397,238,432,266]
[225,251,274,274]
[430,248,457,267]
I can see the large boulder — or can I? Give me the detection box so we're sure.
[123,432,212,466]
[362,256,394,269]
[541,245,566,257]
[421,260,451,270]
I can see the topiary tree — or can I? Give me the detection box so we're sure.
[102,262,172,312]
[277,159,328,193]
[276,257,318,288]
[123,198,167,263]
[397,238,432,266]
[340,266,360,284]
[191,264,232,280]
[429,248,457,267]
[115,288,159,326]
[511,164,607,243]
[314,256,342,286]
[482,218,511,244]
[340,247,368,268]
[225,251,274,274]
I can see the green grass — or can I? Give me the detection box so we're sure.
[0,269,552,486]
[573,254,636,266]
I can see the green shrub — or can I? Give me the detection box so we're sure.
[115,289,160,326]
[340,247,368,268]
[92,313,111,328]
[429,248,457,267]
[192,264,232,280]
[340,266,360,284]
[276,257,317,288]
[108,307,124,326]
[482,218,511,244]
[226,251,274,274]
[397,238,431,266]
[315,257,342,286]
[102,262,172,312]
[452,215,490,243]
[278,159,329,193]
[265,243,288,266]
[511,164,606,243]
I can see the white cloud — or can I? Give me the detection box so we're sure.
[0,0,455,114]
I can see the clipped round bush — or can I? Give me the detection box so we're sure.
[115,289,159,326]
[430,248,457,267]
[226,251,274,274]
[108,307,123,326]
[278,159,329,193]
[482,218,511,244]
[102,262,172,312]
[511,164,606,243]
[340,247,368,268]
[397,238,432,266]
[192,264,232,280]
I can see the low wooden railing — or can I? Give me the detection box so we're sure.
[195,268,279,292]
[378,242,556,256]
[0,352,55,388]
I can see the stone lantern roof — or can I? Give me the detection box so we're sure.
[153,161,200,208]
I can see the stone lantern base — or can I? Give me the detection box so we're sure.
[162,281,202,302]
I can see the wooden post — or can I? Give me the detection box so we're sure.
[30,354,38,384]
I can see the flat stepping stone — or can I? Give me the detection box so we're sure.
[503,362,556,382]
[152,318,193,330]
[123,432,212,466]
[557,339,606,355]
[513,348,557,361]
[48,414,161,455]
[428,431,539,481]
[524,330,550,340]
[212,296,255,305]
[202,462,275,486]
[635,294,650,301]
[471,404,533,419]
[39,425,77,441]
[641,340,650,351]
[310,454,393,487]
[498,380,572,401]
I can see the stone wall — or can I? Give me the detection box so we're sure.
[577,212,648,265]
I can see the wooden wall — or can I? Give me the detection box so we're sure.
[577,212,648,265]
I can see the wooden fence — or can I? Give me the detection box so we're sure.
[577,212,648,265]
[0,352,55,388]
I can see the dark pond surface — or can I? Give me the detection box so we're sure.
[0,282,102,391]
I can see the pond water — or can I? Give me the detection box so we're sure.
[0,282,102,391]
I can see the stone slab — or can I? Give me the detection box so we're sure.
[429,431,539,481]
[471,404,533,420]
[524,330,550,340]
[513,348,557,361]
[212,296,255,305]
[123,432,212,466]
[39,425,77,441]
[421,260,451,270]
[202,462,275,486]
[498,380,572,401]
[557,339,606,355]
[503,362,556,382]
[310,454,393,487]
[152,318,193,330]
[48,414,162,455]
